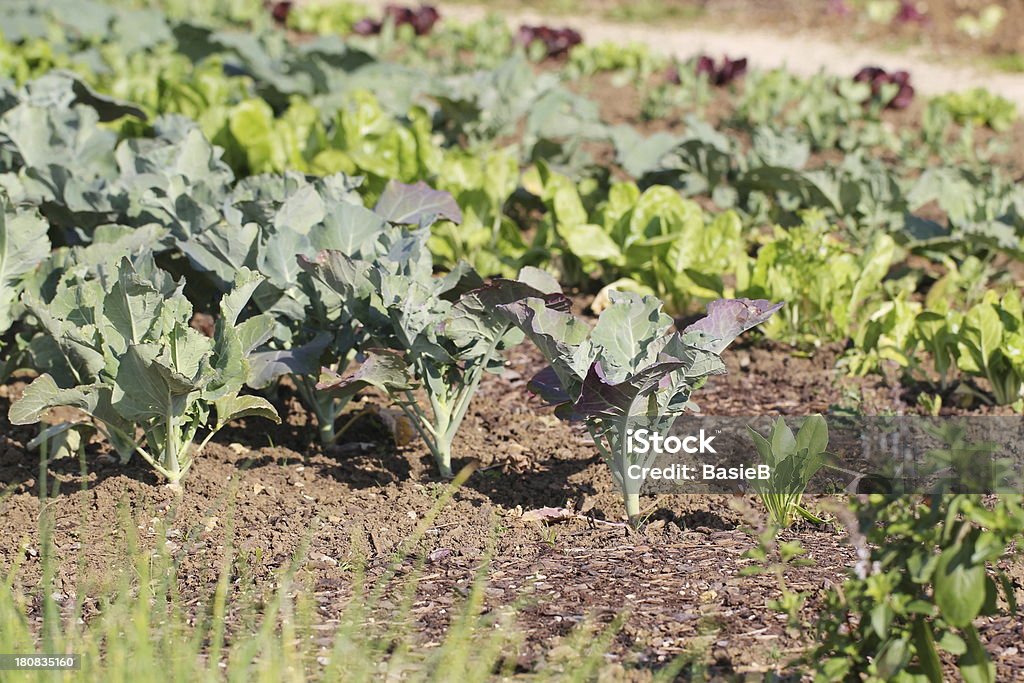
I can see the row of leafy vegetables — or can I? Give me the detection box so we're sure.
[1,0,1023,494]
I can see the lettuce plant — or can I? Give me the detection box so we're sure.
[693,55,748,87]
[9,257,280,484]
[566,42,666,82]
[525,163,749,312]
[956,290,1024,406]
[283,1,364,35]
[515,25,582,60]
[840,294,920,377]
[302,229,564,477]
[853,66,914,110]
[354,5,441,37]
[932,88,1017,133]
[746,213,895,346]
[499,293,781,525]
[912,308,962,392]
[430,147,526,278]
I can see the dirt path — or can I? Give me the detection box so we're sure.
[354,0,1024,106]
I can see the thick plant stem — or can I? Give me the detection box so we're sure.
[317,415,335,447]
[302,378,337,446]
[164,418,181,484]
[624,492,641,528]
[433,437,454,479]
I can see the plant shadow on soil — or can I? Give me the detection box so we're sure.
[1,391,163,498]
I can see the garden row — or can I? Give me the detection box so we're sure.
[2,2,1023,418]
[1,0,1023,485]
[2,1,1023,477]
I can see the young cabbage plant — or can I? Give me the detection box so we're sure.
[301,228,565,477]
[224,173,388,447]
[178,175,462,447]
[499,293,782,526]
[9,257,280,485]
[747,415,828,529]
[0,197,50,378]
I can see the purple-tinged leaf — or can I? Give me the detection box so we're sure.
[374,180,462,227]
[462,278,571,313]
[384,5,441,35]
[854,66,885,84]
[270,1,292,24]
[248,332,332,389]
[352,18,381,35]
[516,25,583,59]
[353,5,441,36]
[683,298,783,354]
[889,81,915,109]
[497,297,592,381]
[526,366,573,407]
[694,55,747,86]
[695,55,716,78]
[896,1,927,24]
[572,360,689,422]
[447,278,569,353]
[316,349,414,400]
[854,66,915,110]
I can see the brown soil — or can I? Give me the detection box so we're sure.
[3,338,1023,679]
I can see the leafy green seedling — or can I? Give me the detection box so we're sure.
[956,289,1024,406]
[747,415,828,529]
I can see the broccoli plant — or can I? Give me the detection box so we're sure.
[9,256,280,485]
[499,294,782,526]
[301,228,565,477]
[0,198,49,334]
[217,173,388,447]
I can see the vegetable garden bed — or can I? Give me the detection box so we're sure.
[2,0,1024,680]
